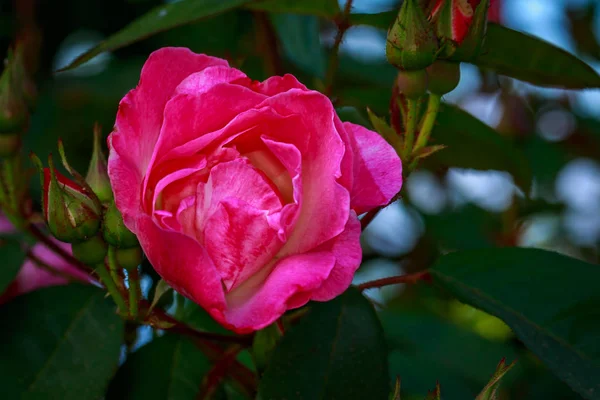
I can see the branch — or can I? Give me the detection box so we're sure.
[356,270,431,291]
[324,0,354,97]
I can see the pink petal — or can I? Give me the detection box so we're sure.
[204,198,281,291]
[344,122,403,215]
[109,48,227,225]
[136,214,226,317]
[222,252,337,333]
[311,211,362,301]
[253,74,308,96]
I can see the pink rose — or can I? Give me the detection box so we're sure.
[108,48,402,333]
[0,217,90,303]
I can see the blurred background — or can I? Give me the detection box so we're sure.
[1,0,599,398]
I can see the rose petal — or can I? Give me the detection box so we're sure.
[344,122,403,214]
[109,48,227,227]
[136,214,226,316]
[222,252,337,333]
[204,198,281,291]
[311,211,362,301]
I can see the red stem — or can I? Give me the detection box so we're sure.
[356,271,431,291]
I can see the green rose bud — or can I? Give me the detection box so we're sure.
[41,155,102,244]
[86,124,113,203]
[103,201,139,249]
[72,235,108,265]
[386,0,439,70]
[426,60,461,94]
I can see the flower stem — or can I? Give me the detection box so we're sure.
[356,270,430,291]
[412,94,441,154]
[94,262,127,313]
[402,98,418,160]
[107,246,123,288]
[128,266,140,319]
[324,0,354,97]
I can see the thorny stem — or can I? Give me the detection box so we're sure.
[27,250,77,281]
[402,98,418,160]
[26,223,92,274]
[324,0,354,97]
[196,345,245,399]
[361,206,383,231]
[107,246,124,290]
[356,270,430,291]
[413,94,441,153]
[254,11,283,77]
[144,305,254,346]
[127,266,140,319]
[94,262,127,313]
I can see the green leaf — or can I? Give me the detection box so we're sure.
[57,0,254,72]
[248,0,340,18]
[384,309,519,398]
[271,14,326,79]
[467,24,600,89]
[424,103,533,193]
[0,285,124,399]
[107,334,219,400]
[258,288,389,399]
[430,248,600,400]
[0,239,25,294]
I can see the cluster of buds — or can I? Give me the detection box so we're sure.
[386,0,491,98]
[0,38,38,157]
[32,125,142,272]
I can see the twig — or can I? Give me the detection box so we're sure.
[361,206,383,231]
[356,270,431,291]
[196,345,245,399]
[26,223,92,274]
[324,0,354,96]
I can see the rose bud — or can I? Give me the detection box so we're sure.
[103,201,139,249]
[71,235,108,266]
[451,0,491,60]
[430,0,489,57]
[38,154,102,244]
[386,0,439,70]
[426,60,461,95]
[108,48,403,333]
[86,124,113,203]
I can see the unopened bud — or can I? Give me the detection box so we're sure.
[86,124,112,203]
[103,201,138,249]
[430,0,482,57]
[36,154,102,243]
[116,247,143,271]
[452,0,490,60]
[386,0,438,70]
[72,235,108,265]
[396,69,429,99]
[426,60,461,94]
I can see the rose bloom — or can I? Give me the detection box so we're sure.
[0,217,89,303]
[108,48,402,333]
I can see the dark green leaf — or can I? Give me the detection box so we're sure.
[467,24,600,89]
[248,0,340,18]
[430,248,600,400]
[258,288,389,399]
[384,310,519,398]
[271,14,326,79]
[57,0,254,71]
[0,239,25,294]
[424,103,533,193]
[0,285,124,399]
[107,334,220,400]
